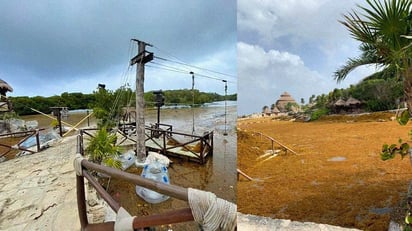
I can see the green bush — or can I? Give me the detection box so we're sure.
[310,108,329,121]
[85,127,122,169]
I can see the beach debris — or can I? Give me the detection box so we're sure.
[136,160,170,204]
[116,149,136,170]
[327,156,347,162]
[237,168,253,181]
[17,129,61,156]
[146,151,171,167]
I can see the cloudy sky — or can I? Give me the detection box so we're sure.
[0,1,236,98]
[237,0,380,115]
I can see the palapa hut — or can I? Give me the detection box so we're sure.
[0,79,13,97]
[272,106,280,115]
[275,92,297,113]
[332,97,363,114]
[333,98,346,114]
[262,106,271,115]
[345,97,362,113]
[0,79,13,112]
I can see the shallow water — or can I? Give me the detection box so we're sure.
[109,103,237,230]
[3,103,236,229]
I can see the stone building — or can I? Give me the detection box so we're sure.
[275,92,298,113]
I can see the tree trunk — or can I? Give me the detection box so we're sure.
[403,64,412,116]
[403,64,412,170]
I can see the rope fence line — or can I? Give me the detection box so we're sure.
[251,131,297,155]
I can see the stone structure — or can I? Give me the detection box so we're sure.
[275,92,298,113]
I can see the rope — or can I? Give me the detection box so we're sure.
[73,153,84,176]
[188,188,237,231]
[114,207,135,231]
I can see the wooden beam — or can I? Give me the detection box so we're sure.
[237,168,253,181]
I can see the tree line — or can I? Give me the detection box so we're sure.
[9,88,236,116]
[262,77,403,120]
[305,78,403,120]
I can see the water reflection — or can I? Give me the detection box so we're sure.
[109,102,237,230]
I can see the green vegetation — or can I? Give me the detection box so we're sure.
[85,127,122,169]
[308,78,403,116]
[309,108,330,121]
[145,89,236,107]
[334,0,412,114]
[93,87,119,128]
[9,88,236,116]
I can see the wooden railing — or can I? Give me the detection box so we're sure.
[144,126,213,164]
[251,131,297,155]
[0,129,46,158]
[76,156,195,230]
[79,123,213,164]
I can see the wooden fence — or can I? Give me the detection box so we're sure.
[76,154,195,230]
[79,123,213,164]
[0,129,46,159]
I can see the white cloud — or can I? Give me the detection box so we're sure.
[238,42,330,115]
[237,0,378,115]
[238,0,360,46]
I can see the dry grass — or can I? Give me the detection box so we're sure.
[237,114,412,230]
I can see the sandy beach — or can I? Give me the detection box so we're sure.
[0,135,81,230]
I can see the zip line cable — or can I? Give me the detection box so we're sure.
[147,62,236,84]
[155,55,236,79]
[109,40,136,121]
[152,57,237,83]
[98,41,236,126]
[152,44,236,81]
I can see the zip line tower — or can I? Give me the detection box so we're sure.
[130,39,153,163]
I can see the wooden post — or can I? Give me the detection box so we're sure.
[76,175,88,229]
[190,72,195,135]
[210,131,214,156]
[162,130,166,154]
[130,39,153,163]
[35,129,40,152]
[79,131,84,155]
[136,41,146,162]
[223,80,228,136]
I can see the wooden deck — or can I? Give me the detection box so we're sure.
[79,123,213,164]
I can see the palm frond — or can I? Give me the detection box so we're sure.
[334,47,382,82]
[336,0,412,83]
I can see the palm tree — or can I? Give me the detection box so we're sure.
[85,127,122,169]
[335,0,412,114]
[262,105,269,114]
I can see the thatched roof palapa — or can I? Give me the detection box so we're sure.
[334,98,346,106]
[0,79,12,92]
[0,79,13,96]
[345,97,361,106]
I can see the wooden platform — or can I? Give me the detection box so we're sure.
[80,123,213,164]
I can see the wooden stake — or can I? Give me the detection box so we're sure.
[237,168,253,181]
